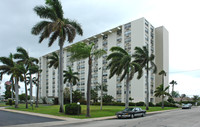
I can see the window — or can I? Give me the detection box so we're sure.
[125,31,131,37]
[145,27,149,34]
[145,35,149,41]
[124,23,131,29]
[103,34,108,40]
[125,37,131,43]
[117,30,122,36]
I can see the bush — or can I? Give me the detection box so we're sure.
[6,99,15,105]
[42,97,47,104]
[53,97,59,105]
[129,102,136,106]
[135,101,145,106]
[65,103,81,115]
[167,97,175,104]
[155,101,177,107]
[149,102,155,107]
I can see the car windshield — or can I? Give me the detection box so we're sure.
[123,108,134,111]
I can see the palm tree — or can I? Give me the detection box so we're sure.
[170,80,177,96]
[159,70,166,87]
[32,0,83,113]
[192,95,199,106]
[63,66,79,104]
[154,84,171,109]
[30,65,42,107]
[48,52,60,104]
[14,47,38,107]
[68,42,106,117]
[48,52,59,69]
[0,54,24,108]
[133,46,157,110]
[107,46,143,108]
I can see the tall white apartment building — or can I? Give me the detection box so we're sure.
[38,17,169,103]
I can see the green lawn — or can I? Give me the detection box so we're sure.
[0,102,6,107]
[6,104,178,119]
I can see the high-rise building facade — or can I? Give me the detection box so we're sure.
[38,17,169,103]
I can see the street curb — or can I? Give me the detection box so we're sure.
[0,107,180,122]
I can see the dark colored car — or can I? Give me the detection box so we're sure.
[182,104,192,109]
[116,107,146,119]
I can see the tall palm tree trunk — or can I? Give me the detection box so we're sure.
[161,95,164,109]
[36,72,39,108]
[24,75,28,108]
[86,58,92,117]
[57,66,60,105]
[125,73,130,108]
[59,45,64,113]
[11,79,14,100]
[70,83,72,104]
[14,77,19,108]
[30,74,33,106]
[172,84,174,94]
[146,63,149,110]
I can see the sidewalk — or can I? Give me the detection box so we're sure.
[0,107,180,127]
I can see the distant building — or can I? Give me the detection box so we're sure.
[38,17,169,103]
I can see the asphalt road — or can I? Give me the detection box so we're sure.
[56,106,200,127]
[0,110,63,126]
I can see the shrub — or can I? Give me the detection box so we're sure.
[42,97,47,104]
[155,101,176,107]
[135,101,145,106]
[129,102,136,106]
[53,97,59,105]
[149,102,155,107]
[103,95,114,103]
[65,103,81,115]
[6,99,15,105]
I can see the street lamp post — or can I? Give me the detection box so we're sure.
[31,100,33,110]
[77,102,80,115]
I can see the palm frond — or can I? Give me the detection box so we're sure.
[31,21,51,35]
[33,6,57,21]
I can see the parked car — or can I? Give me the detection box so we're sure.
[116,107,146,119]
[182,104,192,109]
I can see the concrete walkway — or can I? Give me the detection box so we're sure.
[0,107,180,127]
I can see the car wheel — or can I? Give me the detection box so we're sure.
[117,115,121,119]
[130,114,134,119]
[142,113,145,117]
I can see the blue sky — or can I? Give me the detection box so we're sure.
[0,0,200,97]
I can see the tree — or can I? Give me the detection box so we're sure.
[180,94,186,103]
[72,90,83,103]
[19,94,30,102]
[159,70,166,87]
[192,95,199,106]
[4,82,12,99]
[133,46,157,110]
[94,82,108,110]
[154,84,171,109]
[107,46,142,108]
[32,0,83,113]
[48,52,59,69]
[171,91,180,98]
[68,42,106,117]
[63,66,79,104]
[170,80,177,97]
[91,89,98,103]
[0,54,24,108]
[47,52,61,105]
[31,65,42,108]
[14,47,38,108]
[103,95,114,103]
